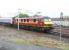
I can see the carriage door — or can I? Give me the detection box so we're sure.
[38,18,44,27]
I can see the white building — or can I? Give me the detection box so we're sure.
[62,16,69,26]
[52,12,69,27]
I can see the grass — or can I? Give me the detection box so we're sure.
[9,37,69,50]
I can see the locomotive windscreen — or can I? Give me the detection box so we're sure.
[44,16,51,21]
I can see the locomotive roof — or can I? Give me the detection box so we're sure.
[15,16,50,19]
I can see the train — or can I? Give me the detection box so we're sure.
[0,16,53,31]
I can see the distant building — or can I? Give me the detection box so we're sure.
[62,16,69,26]
[63,16,69,21]
[52,12,69,27]
[60,12,63,19]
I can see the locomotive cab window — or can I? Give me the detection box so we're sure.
[44,18,51,21]
[44,17,51,21]
[44,19,49,21]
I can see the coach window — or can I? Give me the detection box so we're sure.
[24,19,26,22]
[21,19,23,22]
[27,19,29,22]
[33,19,36,22]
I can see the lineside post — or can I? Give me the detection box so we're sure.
[18,9,21,30]
[60,12,63,41]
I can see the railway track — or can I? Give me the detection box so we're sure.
[22,26,69,39]
[21,27,69,39]
[1,25,69,39]
[48,27,69,39]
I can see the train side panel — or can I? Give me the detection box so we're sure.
[13,17,53,31]
[0,18,13,25]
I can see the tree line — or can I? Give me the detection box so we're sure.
[13,13,29,18]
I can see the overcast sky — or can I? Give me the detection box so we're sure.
[0,0,69,18]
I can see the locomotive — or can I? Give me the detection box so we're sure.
[0,16,53,31]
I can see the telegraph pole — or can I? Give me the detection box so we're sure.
[60,12,63,41]
[18,9,21,30]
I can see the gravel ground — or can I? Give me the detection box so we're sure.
[0,41,62,50]
[0,25,69,43]
[0,25,69,50]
